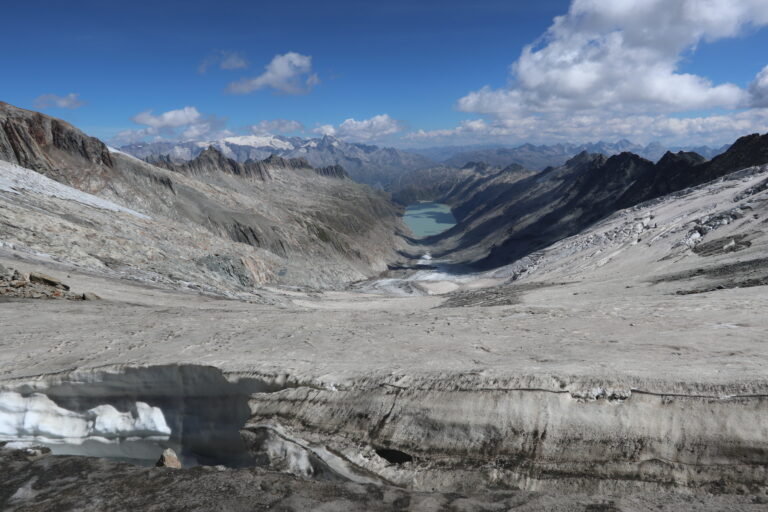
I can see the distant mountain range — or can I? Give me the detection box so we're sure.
[120,136,730,188]
[119,135,433,188]
[422,140,730,170]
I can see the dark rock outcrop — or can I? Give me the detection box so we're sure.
[314,164,349,179]
[151,147,311,181]
[618,133,768,208]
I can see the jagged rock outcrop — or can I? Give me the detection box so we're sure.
[618,133,768,208]
[313,164,349,179]
[150,146,312,181]
[0,102,112,172]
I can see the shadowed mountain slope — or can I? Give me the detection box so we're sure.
[418,134,768,268]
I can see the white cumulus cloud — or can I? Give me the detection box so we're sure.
[314,114,404,142]
[227,52,319,95]
[431,0,768,146]
[111,107,232,145]
[33,93,85,110]
[132,106,202,129]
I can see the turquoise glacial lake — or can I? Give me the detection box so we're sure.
[403,202,457,237]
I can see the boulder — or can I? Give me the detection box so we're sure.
[155,448,181,469]
[82,292,101,301]
[29,272,70,290]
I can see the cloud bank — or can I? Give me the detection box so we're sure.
[112,106,232,145]
[315,114,403,142]
[417,0,768,146]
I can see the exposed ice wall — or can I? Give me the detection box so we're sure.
[1,365,277,467]
[0,391,170,445]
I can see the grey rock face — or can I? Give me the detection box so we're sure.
[196,254,256,288]
[150,146,312,181]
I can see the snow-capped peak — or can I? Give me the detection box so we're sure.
[219,135,294,151]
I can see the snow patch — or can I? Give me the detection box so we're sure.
[220,135,294,151]
[0,160,149,219]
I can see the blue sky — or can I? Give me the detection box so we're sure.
[4,0,768,148]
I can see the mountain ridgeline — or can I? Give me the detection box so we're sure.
[119,136,728,189]
[413,140,728,170]
[122,136,432,188]
[393,133,768,268]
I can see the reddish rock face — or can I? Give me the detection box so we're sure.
[0,102,114,192]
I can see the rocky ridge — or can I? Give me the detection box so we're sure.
[412,133,768,269]
[0,102,408,292]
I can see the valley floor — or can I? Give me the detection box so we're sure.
[1,251,766,389]
[1,242,767,510]
[2,150,768,509]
